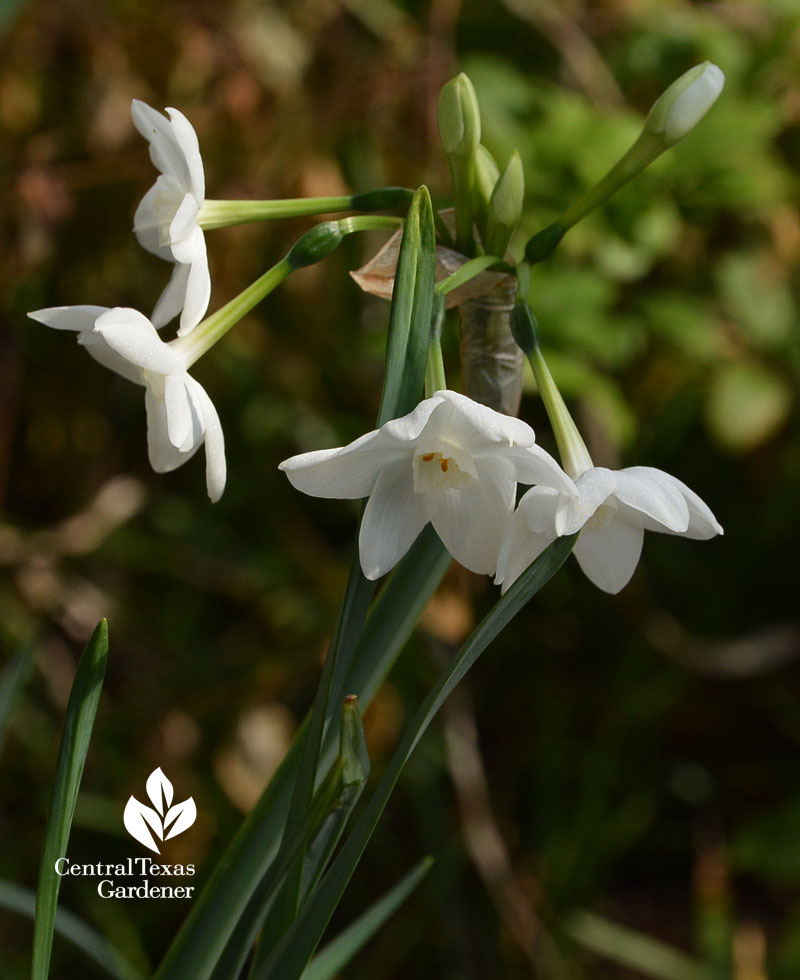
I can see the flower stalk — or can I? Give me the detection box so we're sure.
[197,188,414,230]
[524,62,724,265]
[511,301,592,477]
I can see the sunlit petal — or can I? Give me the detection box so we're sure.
[94,308,185,374]
[574,517,644,594]
[358,463,428,579]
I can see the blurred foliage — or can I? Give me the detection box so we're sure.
[1,0,800,977]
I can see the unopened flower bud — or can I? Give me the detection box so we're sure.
[437,73,481,159]
[474,145,500,211]
[644,62,725,147]
[286,221,345,269]
[485,151,524,256]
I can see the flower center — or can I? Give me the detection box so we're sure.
[412,449,478,493]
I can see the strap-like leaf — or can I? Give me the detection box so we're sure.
[32,620,109,980]
[377,185,437,426]
[255,536,577,980]
[300,857,433,980]
[0,879,144,980]
[565,909,714,980]
[155,528,450,980]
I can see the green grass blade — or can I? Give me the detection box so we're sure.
[377,185,436,425]
[565,909,715,980]
[208,699,369,980]
[0,880,144,980]
[0,640,35,759]
[300,857,433,980]
[31,619,109,980]
[155,528,449,980]
[255,535,577,980]
[246,699,371,979]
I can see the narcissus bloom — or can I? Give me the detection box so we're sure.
[132,100,210,336]
[29,306,225,501]
[496,466,723,595]
[279,389,575,580]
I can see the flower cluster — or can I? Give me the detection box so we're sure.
[31,103,226,500]
[279,387,722,592]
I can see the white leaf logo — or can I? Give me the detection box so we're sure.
[123,768,196,853]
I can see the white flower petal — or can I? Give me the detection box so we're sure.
[77,331,145,385]
[555,467,617,536]
[28,305,109,332]
[493,443,577,495]
[185,375,226,502]
[517,485,561,533]
[133,180,179,257]
[175,229,211,336]
[574,516,644,594]
[613,466,690,533]
[94,308,186,374]
[358,462,428,579]
[131,99,194,191]
[617,468,722,540]
[424,389,536,449]
[145,386,198,473]
[151,263,192,330]
[427,464,515,575]
[278,397,455,499]
[164,373,195,451]
[495,495,558,592]
[165,107,205,201]
[169,192,201,245]
[279,429,407,499]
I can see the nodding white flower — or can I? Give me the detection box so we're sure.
[132,100,210,336]
[28,306,225,501]
[279,389,575,580]
[496,465,723,595]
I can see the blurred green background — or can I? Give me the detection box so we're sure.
[1,0,799,977]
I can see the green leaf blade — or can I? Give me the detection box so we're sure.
[31,619,109,980]
[300,857,433,980]
[256,535,576,980]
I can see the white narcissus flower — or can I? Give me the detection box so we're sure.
[131,99,210,336]
[279,389,576,581]
[496,466,723,595]
[28,306,226,501]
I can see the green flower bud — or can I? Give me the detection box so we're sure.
[286,221,345,269]
[474,145,500,211]
[437,73,481,159]
[644,62,725,148]
[510,300,539,356]
[485,151,524,256]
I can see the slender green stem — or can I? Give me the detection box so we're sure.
[558,130,663,230]
[172,216,401,368]
[198,199,357,229]
[435,254,509,297]
[334,216,403,235]
[198,189,413,230]
[449,157,476,256]
[527,345,593,479]
[171,258,292,367]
